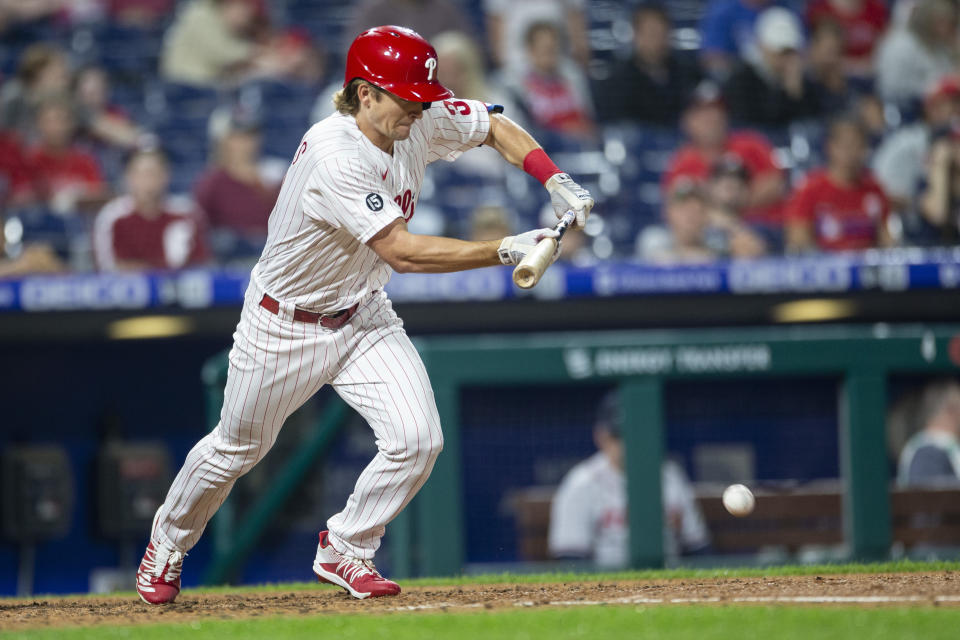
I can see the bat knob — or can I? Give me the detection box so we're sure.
[513,264,538,289]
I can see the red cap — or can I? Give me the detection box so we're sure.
[926,75,960,107]
[344,25,453,103]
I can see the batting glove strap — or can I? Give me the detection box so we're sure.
[498,238,517,265]
[546,173,594,228]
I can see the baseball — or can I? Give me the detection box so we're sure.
[722,484,755,517]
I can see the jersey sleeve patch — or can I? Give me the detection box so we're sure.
[365,193,384,211]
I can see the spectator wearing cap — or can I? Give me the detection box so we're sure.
[548,391,710,567]
[805,0,889,77]
[21,94,108,215]
[723,7,829,128]
[698,0,775,80]
[785,117,890,252]
[593,4,702,126]
[875,0,958,106]
[663,82,786,228]
[193,106,282,260]
[505,20,595,140]
[94,148,208,271]
[873,75,960,220]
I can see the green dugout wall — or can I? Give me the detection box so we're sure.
[393,324,960,577]
[204,324,960,583]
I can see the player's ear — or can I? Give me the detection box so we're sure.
[358,82,378,108]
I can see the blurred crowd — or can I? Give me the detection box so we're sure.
[1,0,960,277]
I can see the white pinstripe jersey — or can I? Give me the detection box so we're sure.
[255,98,491,312]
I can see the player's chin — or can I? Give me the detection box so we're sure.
[392,124,413,139]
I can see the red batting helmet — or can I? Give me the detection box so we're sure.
[344,25,453,103]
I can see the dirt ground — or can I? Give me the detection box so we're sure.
[3,572,959,632]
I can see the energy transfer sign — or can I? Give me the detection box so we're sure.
[563,344,772,379]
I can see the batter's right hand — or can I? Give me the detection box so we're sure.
[498,228,560,265]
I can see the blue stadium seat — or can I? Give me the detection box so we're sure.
[94,23,163,77]
[157,82,224,119]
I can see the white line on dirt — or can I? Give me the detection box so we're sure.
[378,593,960,613]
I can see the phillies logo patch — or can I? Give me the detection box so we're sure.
[365,193,384,211]
[424,57,437,81]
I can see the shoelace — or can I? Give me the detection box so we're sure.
[142,543,185,581]
[337,556,381,583]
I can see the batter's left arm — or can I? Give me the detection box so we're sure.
[484,114,595,228]
[483,113,539,169]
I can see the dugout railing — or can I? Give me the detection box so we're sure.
[394,324,960,577]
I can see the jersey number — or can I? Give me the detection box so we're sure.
[394,189,415,221]
[443,100,471,116]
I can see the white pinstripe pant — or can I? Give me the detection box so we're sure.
[152,278,443,560]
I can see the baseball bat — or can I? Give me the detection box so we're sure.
[513,210,576,289]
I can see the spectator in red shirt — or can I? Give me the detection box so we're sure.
[506,20,595,140]
[94,148,208,271]
[786,117,890,252]
[194,107,281,258]
[22,94,108,214]
[806,0,889,76]
[663,82,786,227]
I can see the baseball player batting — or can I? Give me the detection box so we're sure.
[136,25,594,603]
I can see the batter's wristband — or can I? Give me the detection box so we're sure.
[523,148,563,185]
